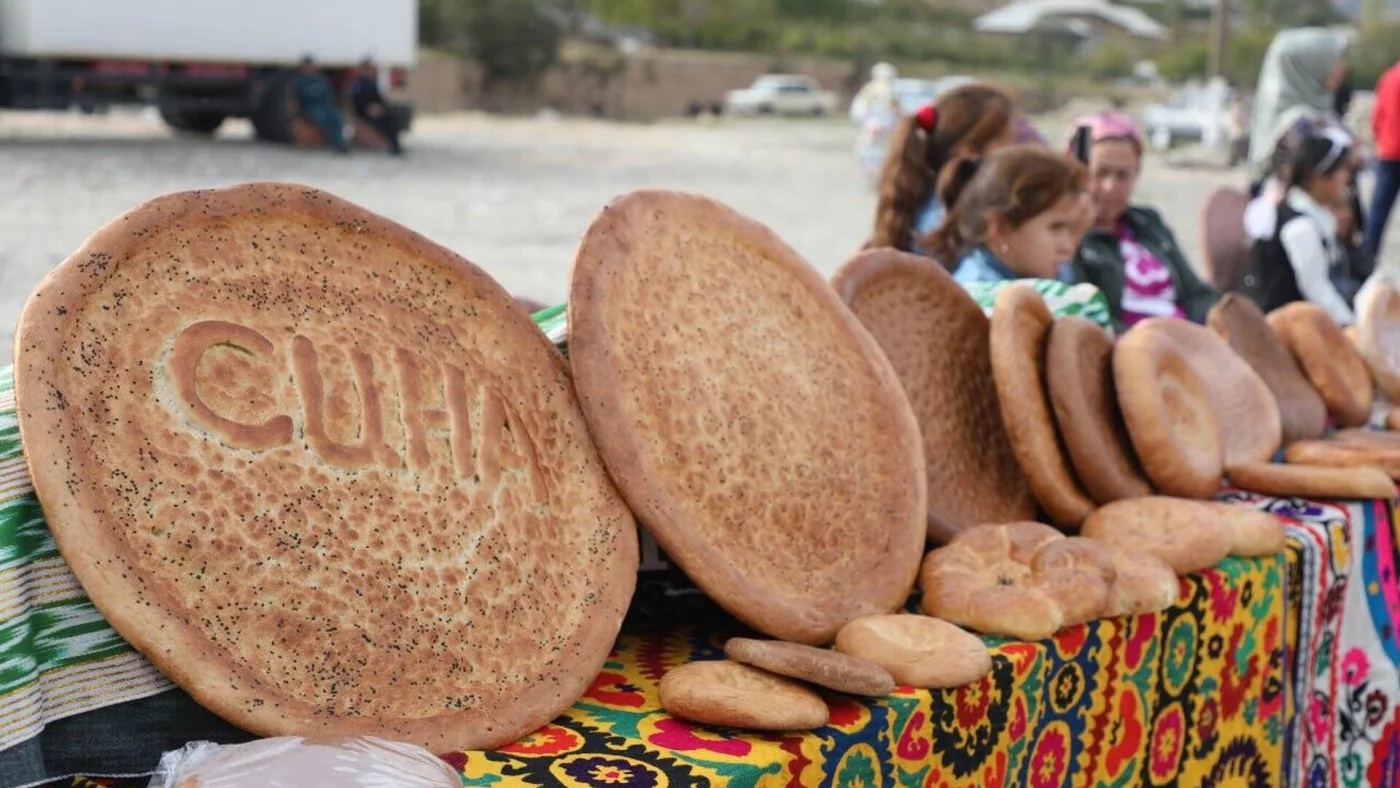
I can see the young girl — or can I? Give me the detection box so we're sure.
[869,84,1015,256]
[1242,125,1358,324]
[926,145,1087,286]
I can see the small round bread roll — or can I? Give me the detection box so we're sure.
[658,660,829,731]
[1081,497,1233,574]
[1103,548,1180,617]
[1198,501,1287,557]
[919,522,1114,640]
[1227,462,1397,501]
[723,637,895,697]
[1114,328,1223,499]
[833,614,992,689]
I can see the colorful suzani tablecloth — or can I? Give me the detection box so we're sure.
[1222,491,1400,787]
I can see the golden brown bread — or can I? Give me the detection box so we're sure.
[1081,497,1234,574]
[568,191,927,644]
[1132,317,1281,467]
[1269,302,1374,427]
[1227,462,1397,500]
[1357,280,1400,401]
[1045,316,1153,504]
[1207,293,1328,443]
[722,637,895,697]
[658,660,829,731]
[13,183,638,751]
[833,614,992,689]
[1389,409,1400,431]
[989,285,1095,529]
[1198,501,1287,556]
[831,249,1037,542]
[1113,327,1224,499]
[1285,440,1400,479]
[1102,548,1180,617]
[919,522,1114,640]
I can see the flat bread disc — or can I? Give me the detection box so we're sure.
[1045,316,1153,504]
[1200,188,1251,291]
[1357,280,1400,401]
[833,614,992,689]
[1207,293,1327,443]
[1113,324,1224,499]
[658,660,829,731]
[1227,461,1397,500]
[13,183,638,751]
[1081,497,1233,574]
[1285,440,1400,479]
[831,249,1036,541]
[989,284,1095,529]
[722,637,894,697]
[1269,303,1373,427]
[568,191,926,645]
[1132,317,1281,467]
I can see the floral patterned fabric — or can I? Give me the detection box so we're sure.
[70,556,1286,788]
[1222,491,1400,787]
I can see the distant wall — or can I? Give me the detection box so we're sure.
[407,49,863,122]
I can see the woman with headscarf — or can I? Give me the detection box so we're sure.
[1067,112,1219,328]
[851,63,901,183]
[1246,27,1349,190]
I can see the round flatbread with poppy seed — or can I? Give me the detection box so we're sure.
[13,183,638,752]
[568,191,927,645]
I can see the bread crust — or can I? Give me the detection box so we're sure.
[14,183,638,751]
[568,191,927,644]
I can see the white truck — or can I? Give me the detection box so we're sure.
[0,0,415,142]
[724,75,839,117]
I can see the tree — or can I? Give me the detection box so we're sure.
[438,0,562,88]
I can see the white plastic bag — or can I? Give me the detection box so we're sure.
[148,736,461,788]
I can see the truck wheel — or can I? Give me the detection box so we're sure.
[252,72,296,144]
[160,106,226,136]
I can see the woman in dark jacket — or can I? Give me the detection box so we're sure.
[1068,112,1219,327]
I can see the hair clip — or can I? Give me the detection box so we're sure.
[916,105,937,133]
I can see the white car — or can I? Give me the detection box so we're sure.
[724,75,839,117]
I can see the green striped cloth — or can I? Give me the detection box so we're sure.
[0,365,173,753]
[962,279,1114,330]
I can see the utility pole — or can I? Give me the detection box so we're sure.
[1208,0,1229,80]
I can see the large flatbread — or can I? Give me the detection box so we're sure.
[1207,293,1327,444]
[1357,279,1400,401]
[1132,318,1281,468]
[13,183,638,751]
[1269,302,1373,427]
[989,284,1095,530]
[568,191,926,645]
[831,249,1036,542]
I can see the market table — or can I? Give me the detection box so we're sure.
[0,367,1395,787]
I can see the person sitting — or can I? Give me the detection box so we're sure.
[293,55,348,153]
[1240,125,1359,324]
[1068,112,1219,328]
[349,57,403,155]
[924,145,1086,286]
[868,84,1015,258]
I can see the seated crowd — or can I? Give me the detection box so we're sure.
[870,26,1383,329]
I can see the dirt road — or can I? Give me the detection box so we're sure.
[0,110,1239,363]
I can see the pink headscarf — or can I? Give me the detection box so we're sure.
[1070,111,1143,155]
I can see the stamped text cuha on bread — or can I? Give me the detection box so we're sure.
[831,249,1037,541]
[1045,316,1153,504]
[568,191,927,644]
[1207,293,1327,443]
[989,285,1095,529]
[659,660,829,731]
[1130,317,1281,467]
[13,184,639,751]
[834,614,992,689]
[1269,302,1373,427]
[1113,327,1224,499]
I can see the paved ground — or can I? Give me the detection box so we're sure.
[0,110,1241,364]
